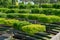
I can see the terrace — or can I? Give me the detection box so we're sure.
[0,0,60,40]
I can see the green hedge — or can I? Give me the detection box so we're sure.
[0,18,46,35]
[0,8,8,12]
[19,3,39,9]
[8,5,18,8]
[0,8,60,16]
[0,13,7,18]
[0,3,60,9]
[31,8,60,16]
[0,18,31,30]
[41,3,60,9]
[13,21,31,30]
[22,24,46,35]
[0,8,30,13]
[41,4,53,8]
[0,13,60,23]
[7,3,60,9]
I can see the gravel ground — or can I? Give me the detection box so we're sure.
[0,26,19,40]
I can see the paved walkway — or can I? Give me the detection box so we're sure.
[51,32,60,40]
[0,34,10,40]
[0,26,19,40]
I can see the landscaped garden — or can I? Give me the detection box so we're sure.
[0,0,60,40]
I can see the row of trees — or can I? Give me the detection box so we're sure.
[0,0,60,8]
[33,0,59,4]
[0,0,18,7]
[0,0,12,7]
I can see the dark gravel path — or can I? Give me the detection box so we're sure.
[0,26,19,40]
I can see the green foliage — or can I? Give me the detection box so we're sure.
[4,19,19,26]
[53,4,60,9]
[0,8,60,16]
[31,8,40,13]
[5,9,16,13]
[40,3,60,9]
[0,8,30,13]
[48,15,60,23]
[41,4,53,8]
[7,14,15,18]
[0,8,8,12]
[19,3,39,9]
[0,0,12,7]
[26,4,39,9]
[0,13,60,23]
[18,10,30,13]
[8,5,18,8]
[0,18,31,30]
[0,13,7,18]
[0,18,46,35]
[0,18,6,24]
[22,24,46,35]
[13,21,31,30]
[38,16,51,23]
[53,9,60,16]
[31,8,60,15]
[19,4,26,9]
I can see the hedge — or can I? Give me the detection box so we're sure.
[19,3,39,9]
[31,8,60,16]
[0,18,46,35]
[41,4,53,8]
[7,3,60,9]
[0,13,60,23]
[0,8,30,13]
[4,9,30,13]
[0,8,60,16]
[13,21,31,30]
[0,18,31,30]
[22,24,46,35]
[41,3,60,9]
[0,3,60,9]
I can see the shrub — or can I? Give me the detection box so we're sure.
[41,4,53,8]
[26,4,39,8]
[6,14,60,23]
[13,21,31,30]
[7,14,15,18]
[53,9,60,16]
[22,24,46,35]
[0,8,8,12]
[0,13,60,23]
[38,16,51,23]
[31,8,60,16]
[17,14,25,18]
[5,9,16,13]
[4,19,19,26]
[42,8,53,15]
[49,15,60,23]
[31,8,40,13]
[28,14,40,20]
[8,5,18,8]
[19,4,26,9]
[18,10,30,13]
[40,3,60,9]
[0,18,31,30]
[0,18,5,24]
[0,13,7,18]
[53,4,60,9]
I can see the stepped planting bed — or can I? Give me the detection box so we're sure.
[0,3,60,40]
